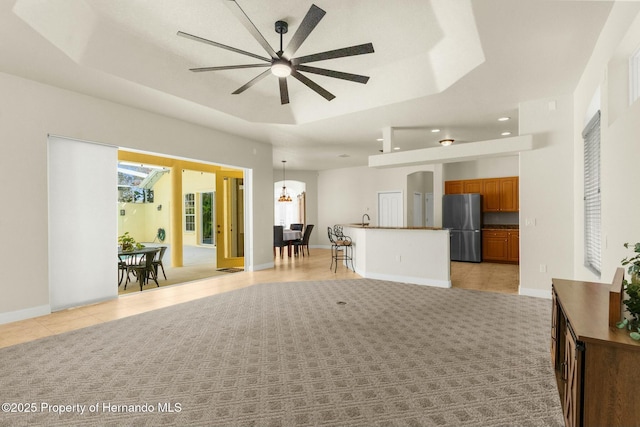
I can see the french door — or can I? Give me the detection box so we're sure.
[200,192,215,246]
[216,170,244,269]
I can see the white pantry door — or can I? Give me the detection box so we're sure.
[413,192,424,226]
[378,191,403,227]
[425,193,434,227]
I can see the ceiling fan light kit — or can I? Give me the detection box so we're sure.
[271,60,292,78]
[178,1,374,105]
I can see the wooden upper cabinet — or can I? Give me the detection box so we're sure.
[482,179,500,211]
[482,177,519,212]
[444,180,463,194]
[445,176,519,211]
[463,179,482,194]
[499,177,519,211]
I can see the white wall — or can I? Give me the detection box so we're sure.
[0,71,273,323]
[444,156,519,180]
[317,164,443,246]
[572,4,640,283]
[519,95,575,298]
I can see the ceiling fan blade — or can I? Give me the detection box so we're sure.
[291,43,374,65]
[291,70,335,101]
[177,31,271,63]
[190,64,271,72]
[232,69,271,94]
[225,0,278,59]
[282,4,326,60]
[279,78,290,105]
[295,65,369,84]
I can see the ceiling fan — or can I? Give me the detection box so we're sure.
[177,0,374,105]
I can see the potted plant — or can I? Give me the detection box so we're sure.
[618,242,640,340]
[118,232,144,252]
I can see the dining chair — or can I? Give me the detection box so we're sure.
[292,224,314,257]
[152,246,168,280]
[117,254,130,286]
[125,250,160,291]
[290,223,304,231]
[122,252,144,290]
[274,225,286,258]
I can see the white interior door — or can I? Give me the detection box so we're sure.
[413,192,424,226]
[425,192,434,227]
[378,191,403,227]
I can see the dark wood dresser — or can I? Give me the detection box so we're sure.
[551,277,640,427]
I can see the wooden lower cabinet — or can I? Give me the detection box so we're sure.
[482,229,519,263]
[507,230,519,262]
[552,279,640,427]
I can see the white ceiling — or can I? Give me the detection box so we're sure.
[0,0,622,170]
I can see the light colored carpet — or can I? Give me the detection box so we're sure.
[0,279,563,426]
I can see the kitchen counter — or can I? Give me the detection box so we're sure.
[342,224,442,230]
[342,225,450,288]
[482,224,519,230]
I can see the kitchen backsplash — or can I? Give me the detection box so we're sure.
[483,211,519,225]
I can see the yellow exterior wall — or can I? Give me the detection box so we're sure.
[117,172,171,243]
[117,151,222,247]
[182,169,216,246]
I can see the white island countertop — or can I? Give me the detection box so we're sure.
[341,225,451,288]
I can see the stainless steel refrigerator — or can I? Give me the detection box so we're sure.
[442,194,482,262]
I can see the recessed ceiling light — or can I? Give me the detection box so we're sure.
[501,131,512,136]
[431,129,440,133]
[439,139,454,146]
[338,154,350,158]
[498,117,510,122]
[394,147,400,150]
[376,138,383,142]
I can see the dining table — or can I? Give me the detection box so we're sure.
[282,229,303,257]
[118,246,160,289]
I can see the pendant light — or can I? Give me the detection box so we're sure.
[278,160,292,202]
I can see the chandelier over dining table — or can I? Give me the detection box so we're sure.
[278,160,292,202]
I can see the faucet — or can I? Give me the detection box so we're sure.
[362,213,370,226]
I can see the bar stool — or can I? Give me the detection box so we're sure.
[327,226,354,272]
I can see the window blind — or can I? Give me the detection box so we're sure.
[583,111,601,276]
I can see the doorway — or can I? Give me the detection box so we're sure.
[274,180,306,227]
[378,191,403,227]
[216,170,244,269]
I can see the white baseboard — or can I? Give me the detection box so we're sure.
[0,304,51,325]
[361,270,451,288]
[251,262,274,271]
[311,244,331,250]
[519,287,552,299]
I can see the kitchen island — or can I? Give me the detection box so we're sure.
[342,225,451,288]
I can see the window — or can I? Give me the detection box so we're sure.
[630,46,640,105]
[184,193,195,232]
[583,111,601,276]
